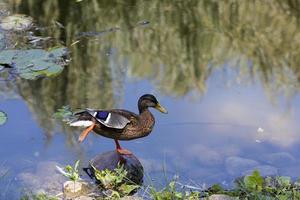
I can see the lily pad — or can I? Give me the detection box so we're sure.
[0,14,33,31]
[0,111,7,125]
[0,47,68,80]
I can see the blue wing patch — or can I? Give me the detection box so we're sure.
[96,111,109,120]
[86,109,130,129]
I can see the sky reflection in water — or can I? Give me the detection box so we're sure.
[0,0,300,198]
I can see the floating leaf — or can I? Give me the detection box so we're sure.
[0,47,68,80]
[48,47,68,58]
[0,14,33,31]
[0,50,19,65]
[0,111,7,125]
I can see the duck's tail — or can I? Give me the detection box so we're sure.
[69,110,94,127]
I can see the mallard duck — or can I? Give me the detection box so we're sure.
[70,94,167,155]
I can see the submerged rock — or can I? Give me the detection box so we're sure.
[225,156,259,176]
[87,150,144,186]
[18,161,67,196]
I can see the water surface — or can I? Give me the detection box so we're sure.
[1,0,300,198]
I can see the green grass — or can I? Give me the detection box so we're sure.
[27,160,300,200]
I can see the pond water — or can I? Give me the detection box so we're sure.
[1,0,300,199]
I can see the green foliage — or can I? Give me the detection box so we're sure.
[243,170,264,192]
[0,111,7,125]
[56,160,80,182]
[92,163,139,199]
[149,180,200,200]
[202,170,300,199]
[20,193,58,200]
[53,105,74,122]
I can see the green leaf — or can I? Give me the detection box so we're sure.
[65,165,73,173]
[119,184,139,195]
[0,111,7,125]
[243,170,264,192]
[53,105,74,122]
[276,176,291,188]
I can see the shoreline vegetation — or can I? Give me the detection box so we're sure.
[19,165,300,200]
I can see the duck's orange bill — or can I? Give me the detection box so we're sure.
[78,123,95,142]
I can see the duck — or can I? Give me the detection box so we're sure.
[69,94,167,155]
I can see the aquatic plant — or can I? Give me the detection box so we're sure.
[203,170,300,199]
[0,47,68,80]
[20,193,58,200]
[56,160,80,182]
[0,111,7,126]
[149,180,200,200]
[53,105,74,122]
[92,163,140,199]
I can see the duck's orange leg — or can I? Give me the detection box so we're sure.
[114,139,132,155]
[78,123,95,142]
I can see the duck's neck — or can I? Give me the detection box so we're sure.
[138,107,155,127]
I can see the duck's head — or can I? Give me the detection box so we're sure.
[138,94,168,114]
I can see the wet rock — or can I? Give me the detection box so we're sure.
[206,194,235,200]
[225,156,259,176]
[74,196,94,200]
[63,181,91,199]
[243,165,278,177]
[121,196,143,200]
[87,151,144,186]
[186,145,223,166]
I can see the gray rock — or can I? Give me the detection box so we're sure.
[63,181,91,199]
[207,194,236,200]
[74,196,94,200]
[225,156,259,176]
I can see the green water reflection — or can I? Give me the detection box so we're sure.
[3,0,300,141]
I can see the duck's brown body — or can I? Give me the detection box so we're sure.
[71,94,167,155]
[90,109,155,140]
[75,109,155,140]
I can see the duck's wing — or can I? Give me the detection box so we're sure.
[85,109,132,129]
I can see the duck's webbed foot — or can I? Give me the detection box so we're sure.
[78,123,95,142]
